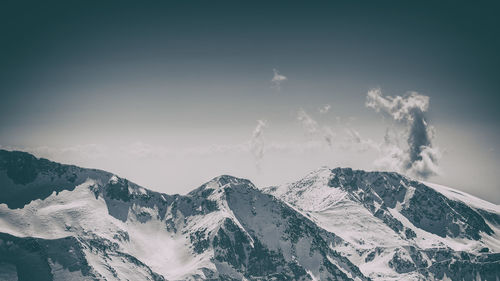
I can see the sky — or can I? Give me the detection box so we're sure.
[1,1,499,203]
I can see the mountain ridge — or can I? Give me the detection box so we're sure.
[265,167,500,280]
[0,150,368,280]
[0,149,499,280]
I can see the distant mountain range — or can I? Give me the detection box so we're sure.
[0,150,498,280]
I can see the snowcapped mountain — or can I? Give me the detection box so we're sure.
[0,150,499,281]
[0,150,367,280]
[264,167,500,281]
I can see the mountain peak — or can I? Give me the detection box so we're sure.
[266,168,500,280]
[188,174,256,197]
[1,150,499,280]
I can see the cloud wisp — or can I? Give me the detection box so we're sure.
[297,109,319,137]
[297,109,336,147]
[366,88,440,179]
[250,120,268,169]
[319,104,331,114]
[271,69,287,90]
[343,128,379,153]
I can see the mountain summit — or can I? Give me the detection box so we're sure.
[265,167,500,280]
[0,150,499,280]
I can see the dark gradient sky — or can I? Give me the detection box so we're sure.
[1,1,499,202]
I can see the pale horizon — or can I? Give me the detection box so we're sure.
[1,1,499,204]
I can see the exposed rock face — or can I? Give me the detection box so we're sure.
[265,167,500,281]
[0,150,111,209]
[0,150,367,280]
[327,167,495,240]
[0,150,499,280]
[0,232,165,281]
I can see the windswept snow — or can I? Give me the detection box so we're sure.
[268,167,347,212]
[266,167,500,281]
[424,181,500,213]
[1,150,498,281]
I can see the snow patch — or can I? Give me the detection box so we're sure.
[109,175,119,184]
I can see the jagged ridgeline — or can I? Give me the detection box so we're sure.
[265,167,500,280]
[0,150,499,281]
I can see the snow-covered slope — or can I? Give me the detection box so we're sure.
[0,150,369,280]
[1,150,499,280]
[264,167,500,281]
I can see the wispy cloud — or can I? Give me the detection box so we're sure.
[250,120,268,169]
[366,88,440,179]
[297,108,337,148]
[0,144,109,160]
[343,128,379,152]
[271,68,287,90]
[319,104,331,114]
[0,142,251,162]
[297,109,319,136]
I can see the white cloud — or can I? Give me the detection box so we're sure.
[343,128,379,152]
[407,146,441,179]
[250,120,268,169]
[366,88,429,122]
[319,104,331,114]
[297,109,319,136]
[0,144,110,160]
[297,108,338,148]
[366,88,440,179]
[271,68,287,90]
